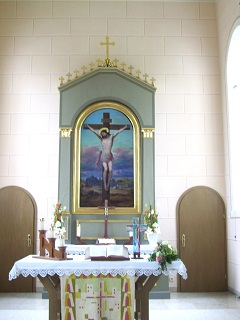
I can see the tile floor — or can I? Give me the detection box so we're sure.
[0,291,240,320]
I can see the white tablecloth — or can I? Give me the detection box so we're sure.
[9,255,187,280]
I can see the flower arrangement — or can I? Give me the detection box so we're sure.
[149,241,178,271]
[53,203,66,237]
[143,204,159,233]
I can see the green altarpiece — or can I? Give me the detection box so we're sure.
[57,43,170,298]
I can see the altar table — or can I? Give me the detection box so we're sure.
[9,255,187,320]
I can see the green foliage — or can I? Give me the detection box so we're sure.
[149,241,179,271]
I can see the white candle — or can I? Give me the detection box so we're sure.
[58,238,65,247]
[76,223,81,237]
[48,229,55,238]
[39,218,44,230]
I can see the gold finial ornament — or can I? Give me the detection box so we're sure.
[136,70,141,78]
[150,77,156,86]
[74,69,79,78]
[100,36,115,59]
[99,36,116,67]
[113,58,119,67]
[97,58,102,67]
[121,62,126,71]
[143,73,149,82]
[89,62,95,70]
[81,65,87,74]
[66,73,72,82]
[59,76,64,85]
[128,65,134,75]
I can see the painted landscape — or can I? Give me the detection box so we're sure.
[80,176,134,207]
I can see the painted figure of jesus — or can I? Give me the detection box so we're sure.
[86,124,129,191]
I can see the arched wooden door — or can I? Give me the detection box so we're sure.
[0,186,37,292]
[177,186,227,292]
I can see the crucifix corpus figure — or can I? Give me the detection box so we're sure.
[86,123,129,192]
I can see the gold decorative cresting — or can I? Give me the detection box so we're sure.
[141,128,155,139]
[58,36,156,89]
[60,127,72,138]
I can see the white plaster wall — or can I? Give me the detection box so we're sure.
[0,0,225,284]
[215,0,240,295]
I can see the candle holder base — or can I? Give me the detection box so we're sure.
[133,252,143,259]
[76,236,86,245]
[34,230,69,260]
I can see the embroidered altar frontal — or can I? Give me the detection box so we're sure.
[61,274,135,320]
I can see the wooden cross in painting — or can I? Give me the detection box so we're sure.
[84,112,130,206]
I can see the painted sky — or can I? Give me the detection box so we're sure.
[80,109,133,179]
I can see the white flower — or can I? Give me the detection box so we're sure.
[162,240,169,245]
[146,227,154,234]
[55,221,62,228]
[152,222,159,229]
[55,226,66,236]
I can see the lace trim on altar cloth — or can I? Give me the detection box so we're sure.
[8,256,188,281]
[9,266,187,281]
[9,268,162,280]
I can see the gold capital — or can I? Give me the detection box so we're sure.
[60,128,72,138]
[141,128,154,139]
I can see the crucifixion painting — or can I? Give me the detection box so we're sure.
[80,108,133,207]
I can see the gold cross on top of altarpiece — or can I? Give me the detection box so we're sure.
[100,36,115,59]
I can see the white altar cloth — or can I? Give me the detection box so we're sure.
[9,255,187,320]
[9,255,187,280]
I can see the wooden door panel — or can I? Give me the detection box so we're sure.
[0,186,37,292]
[177,186,226,292]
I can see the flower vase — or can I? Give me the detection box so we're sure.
[147,232,159,244]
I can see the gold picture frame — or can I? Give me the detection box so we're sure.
[72,101,141,215]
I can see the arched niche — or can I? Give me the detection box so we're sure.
[58,67,156,243]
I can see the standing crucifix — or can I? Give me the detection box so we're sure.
[84,112,130,205]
